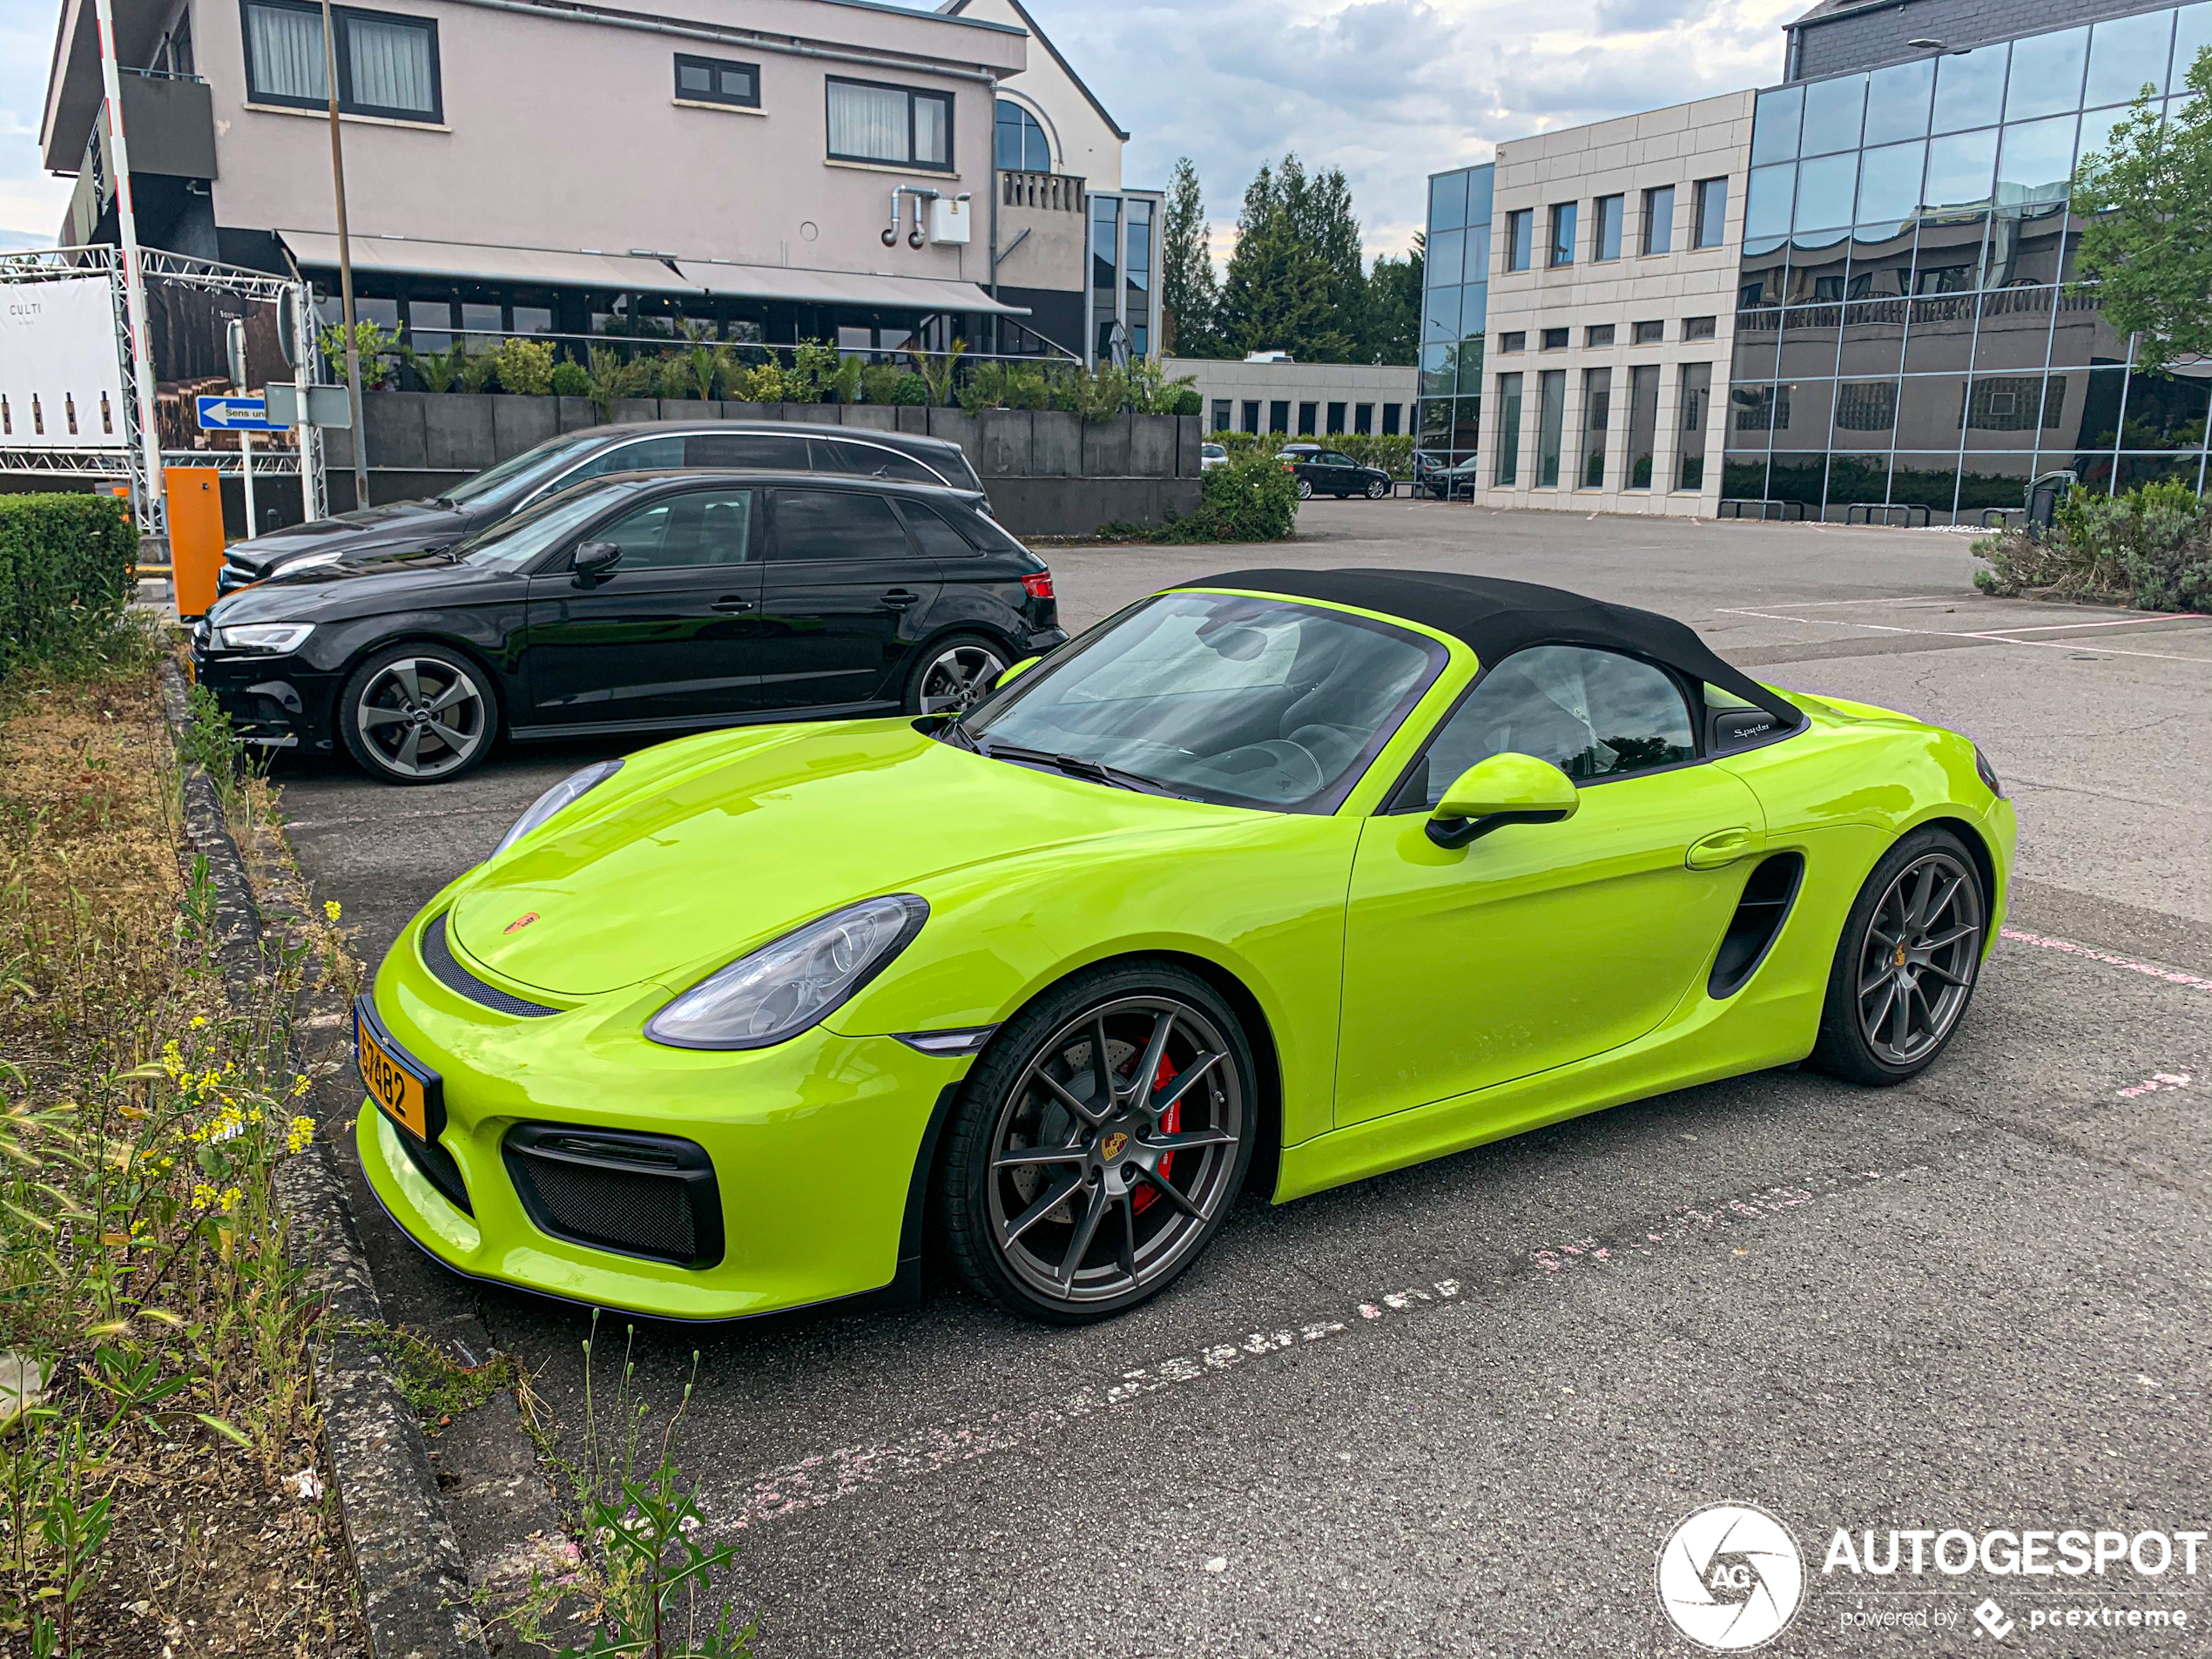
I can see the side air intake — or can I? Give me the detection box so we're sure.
[1709,853,1805,1000]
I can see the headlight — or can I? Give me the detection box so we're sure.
[212,622,314,654]
[492,759,624,855]
[272,550,346,577]
[644,894,927,1051]
[1973,745,2005,799]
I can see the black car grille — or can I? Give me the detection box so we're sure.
[502,1125,723,1269]
[421,914,559,1017]
[394,1124,473,1215]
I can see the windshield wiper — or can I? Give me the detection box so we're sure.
[930,718,981,752]
[973,737,1187,798]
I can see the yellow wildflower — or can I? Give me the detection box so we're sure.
[324,900,342,922]
[285,1116,315,1154]
[190,1015,206,1028]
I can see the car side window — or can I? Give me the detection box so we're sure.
[553,435,687,491]
[815,439,945,486]
[894,499,976,559]
[685,432,810,470]
[1408,644,1696,806]
[590,488,756,570]
[1321,452,1357,468]
[772,488,907,562]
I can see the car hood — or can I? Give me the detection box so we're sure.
[206,548,505,624]
[226,497,474,575]
[446,720,1245,995]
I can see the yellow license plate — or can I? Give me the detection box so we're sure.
[356,999,435,1142]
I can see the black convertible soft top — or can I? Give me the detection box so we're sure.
[1194,567,1802,727]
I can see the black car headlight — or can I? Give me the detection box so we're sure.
[492,759,624,856]
[644,894,927,1051]
[1973,745,2005,799]
[212,622,315,655]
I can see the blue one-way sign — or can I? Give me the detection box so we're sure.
[195,395,288,431]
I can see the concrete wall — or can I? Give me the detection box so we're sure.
[1787,0,2160,81]
[1166,358,1417,435]
[1474,90,1754,518]
[320,395,1203,536]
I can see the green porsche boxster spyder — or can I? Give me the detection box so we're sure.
[355,569,2015,1325]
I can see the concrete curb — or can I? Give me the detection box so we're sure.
[158,662,490,1659]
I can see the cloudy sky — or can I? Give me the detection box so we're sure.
[0,0,1804,260]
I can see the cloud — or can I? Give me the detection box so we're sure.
[0,4,71,243]
[1016,0,1801,262]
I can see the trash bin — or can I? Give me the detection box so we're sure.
[2026,469,2075,530]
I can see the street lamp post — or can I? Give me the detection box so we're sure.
[319,0,369,510]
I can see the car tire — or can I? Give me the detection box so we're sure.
[336,643,498,786]
[1296,478,1314,500]
[903,632,1009,716]
[937,959,1258,1324]
[1810,826,1988,1086]
[1366,478,1391,500]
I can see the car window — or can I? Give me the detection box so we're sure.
[551,435,688,492]
[1320,452,1357,468]
[1411,644,1695,804]
[1202,443,1226,458]
[685,431,810,470]
[772,488,907,562]
[440,433,602,509]
[894,499,975,559]
[591,487,756,570]
[458,479,658,570]
[815,439,946,486]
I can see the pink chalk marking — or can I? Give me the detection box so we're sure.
[2000,927,2212,991]
[2117,1072,2193,1100]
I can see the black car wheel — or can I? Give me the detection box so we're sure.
[1365,477,1390,500]
[905,633,1009,716]
[1295,478,1314,500]
[1811,826,1987,1085]
[938,960,1258,1324]
[337,644,497,786]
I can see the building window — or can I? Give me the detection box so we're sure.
[995,99,1049,171]
[1541,327,1569,351]
[1548,202,1578,267]
[827,78,953,171]
[1586,323,1615,347]
[1382,402,1403,436]
[1676,362,1710,490]
[1732,383,1790,432]
[1270,400,1290,435]
[1692,177,1729,249]
[1642,185,1675,255]
[1353,402,1374,435]
[1634,320,1665,345]
[1211,399,1232,433]
[1298,401,1318,435]
[1581,368,1611,489]
[675,54,759,108]
[1506,209,1534,273]
[1835,381,1898,432]
[1242,400,1261,433]
[1593,194,1623,262]
[244,0,441,120]
[1325,401,1347,434]
[1494,374,1523,486]
[1964,376,2056,431]
[1625,363,1660,489]
[1534,370,1566,487]
[1498,331,1526,354]
[1683,314,1716,341]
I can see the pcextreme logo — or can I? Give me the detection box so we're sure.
[1657,1503,1805,1650]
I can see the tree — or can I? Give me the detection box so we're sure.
[1161,157,1225,357]
[1364,232,1424,366]
[2070,46,2212,375]
[1217,156,1356,362]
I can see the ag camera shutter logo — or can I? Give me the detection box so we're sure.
[1656,1502,1805,1650]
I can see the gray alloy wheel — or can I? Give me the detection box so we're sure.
[1365,476,1390,499]
[910,638,1008,715]
[1296,477,1315,500]
[1854,849,1984,1067]
[345,652,493,783]
[983,993,1247,1309]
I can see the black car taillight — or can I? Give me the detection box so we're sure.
[1021,570,1055,601]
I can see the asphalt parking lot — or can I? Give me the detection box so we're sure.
[276,500,2212,1657]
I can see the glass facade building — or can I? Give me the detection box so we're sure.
[1728,3,2212,523]
[1418,165,1494,469]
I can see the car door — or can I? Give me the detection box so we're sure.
[1335,644,1765,1126]
[517,484,765,731]
[754,485,942,711]
[1318,450,1359,493]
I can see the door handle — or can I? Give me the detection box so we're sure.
[711,597,754,613]
[880,588,921,609]
[1686,826,1761,870]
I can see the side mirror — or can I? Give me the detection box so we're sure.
[995,655,1040,690]
[572,540,623,582]
[1427,752,1579,849]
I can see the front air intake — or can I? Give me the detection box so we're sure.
[1709,853,1805,1000]
[502,1125,723,1268]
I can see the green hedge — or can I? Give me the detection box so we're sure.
[1160,452,1301,543]
[0,494,138,683]
[1205,429,1417,477]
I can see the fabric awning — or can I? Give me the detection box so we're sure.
[277,231,698,293]
[673,260,1028,316]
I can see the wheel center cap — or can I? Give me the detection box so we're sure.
[1099,1130,1130,1163]
[1892,943,1909,968]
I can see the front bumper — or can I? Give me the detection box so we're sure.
[356,906,974,1320]
[191,626,342,751]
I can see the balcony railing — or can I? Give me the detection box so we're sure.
[1001,171,1084,212]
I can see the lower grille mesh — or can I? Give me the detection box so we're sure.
[422,914,559,1017]
[502,1126,722,1268]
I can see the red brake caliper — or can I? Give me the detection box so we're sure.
[1131,1055,1179,1215]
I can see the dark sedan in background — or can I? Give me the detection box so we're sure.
[1275,444,1393,501]
[215,422,989,593]
[194,471,1062,784]
[1412,451,1482,500]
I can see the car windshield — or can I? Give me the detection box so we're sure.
[454,479,657,570]
[438,434,605,510]
[961,590,1447,812]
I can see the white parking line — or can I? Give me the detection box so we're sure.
[2000,927,2212,992]
[1717,608,2212,664]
